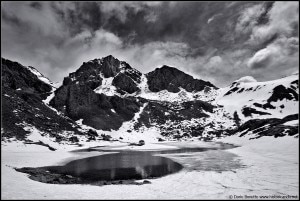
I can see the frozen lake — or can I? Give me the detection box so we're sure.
[15,142,242,184]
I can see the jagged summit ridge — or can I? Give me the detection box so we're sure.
[61,55,217,96]
[75,55,136,78]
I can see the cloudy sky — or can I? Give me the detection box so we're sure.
[1,1,299,87]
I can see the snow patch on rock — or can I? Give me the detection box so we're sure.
[234,76,257,84]
[94,73,118,96]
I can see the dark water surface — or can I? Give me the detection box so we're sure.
[45,152,183,181]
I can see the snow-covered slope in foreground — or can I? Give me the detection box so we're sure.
[1,135,298,199]
[215,74,299,122]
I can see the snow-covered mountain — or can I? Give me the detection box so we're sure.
[1,56,299,145]
[48,55,220,136]
[211,74,299,139]
[215,74,298,122]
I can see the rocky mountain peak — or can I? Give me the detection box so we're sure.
[160,65,179,70]
[74,55,121,79]
[146,65,217,93]
[61,55,143,93]
[70,55,138,82]
[103,54,116,60]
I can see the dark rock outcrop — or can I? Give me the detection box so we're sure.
[223,87,239,96]
[268,85,298,102]
[75,55,120,79]
[248,84,298,116]
[216,114,299,139]
[146,65,217,93]
[238,114,299,138]
[242,107,271,117]
[2,58,52,100]
[112,62,142,94]
[112,73,140,94]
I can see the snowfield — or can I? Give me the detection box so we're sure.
[215,74,299,122]
[1,135,298,199]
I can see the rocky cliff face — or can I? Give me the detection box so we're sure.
[2,58,52,99]
[1,58,83,143]
[50,81,141,130]
[113,73,140,94]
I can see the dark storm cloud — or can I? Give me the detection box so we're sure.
[51,2,105,35]
[102,1,257,53]
[1,1,299,87]
[29,2,42,10]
